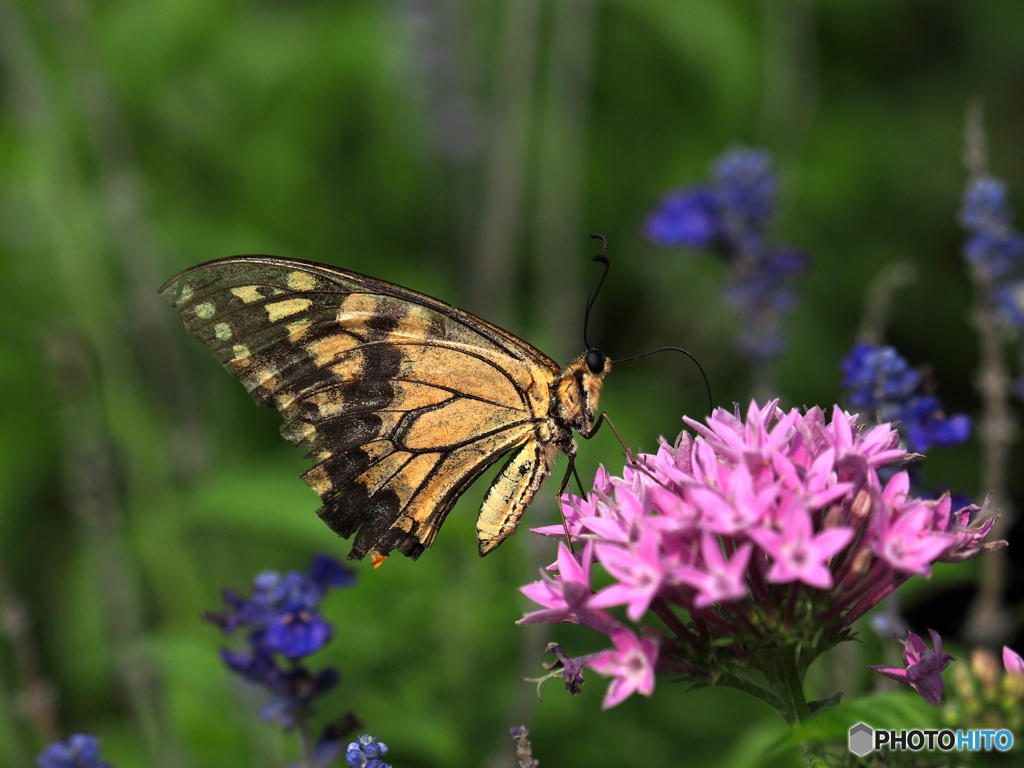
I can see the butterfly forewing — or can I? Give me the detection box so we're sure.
[160,256,562,561]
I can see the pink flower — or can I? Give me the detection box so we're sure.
[938,498,1003,563]
[686,461,776,534]
[672,534,752,607]
[587,628,659,708]
[530,492,591,538]
[518,542,616,633]
[517,400,1001,711]
[869,629,954,705]
[579,486,647,544]
[591,525,666,622]
[748,500,853,589]
[872,498,956,577]
[1003,646,1024,677]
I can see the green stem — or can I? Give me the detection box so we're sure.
[715,673,782,711]
[760,646,809,727]
[297,719,316,768]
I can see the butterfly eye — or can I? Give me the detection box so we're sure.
[585,348,606,374]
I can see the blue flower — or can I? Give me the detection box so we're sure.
[840,344,971,453]
[841,344,921,414]
[208,555,353,658]
[207,556,354,738]
[994,279,1024,326]
[964,231,1024,277]
[309,553,357,592]
[644,187,721,248]
[218,646,340,728]
[900,396,973,453]
[37,735,112,768]
[960,175,1014,232]
[713,147,776,228]
[345,734,391,768]
[646,147,806,362]
[959,173,1024,324]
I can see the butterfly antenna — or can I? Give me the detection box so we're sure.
[611,346,714,416]
[583,233,610,350]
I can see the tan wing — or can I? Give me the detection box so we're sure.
[160,256,562,560]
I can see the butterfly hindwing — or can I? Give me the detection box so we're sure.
[160,256,562,560]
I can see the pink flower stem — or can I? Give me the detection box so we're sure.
[656,657,712,679]
[823,561,887,620]
[722,601,762,642]
[782,581,803,630]
[747,552,773,619]
[692,607,738,637]
[829,525,870,584]
[650,598,698,646]
[841,573,909,628]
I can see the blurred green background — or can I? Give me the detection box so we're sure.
[0,0,1022,766]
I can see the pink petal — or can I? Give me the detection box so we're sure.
[1003,646,1024,676]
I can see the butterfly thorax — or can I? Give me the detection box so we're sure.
[550,352,612,450]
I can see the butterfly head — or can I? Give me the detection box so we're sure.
[555,347,611,435]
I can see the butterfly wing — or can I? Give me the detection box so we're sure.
[160,256,562,560]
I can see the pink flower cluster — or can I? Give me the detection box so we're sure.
[520,401,1000,708]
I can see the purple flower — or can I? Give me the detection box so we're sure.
[645,147,807,361]
[964,231,1024,278]
[644,187,721,248]
[960,176,1014,233]
[714,148,776,228]
[900,397,972,453]
[219,647,340,728]
[208,555,353,659]
[542,643,593,695]
[206,556,355,740]
[587,628,659,709]
[842,344,920,414]
[870,629,954,705]
[345,734,391,768]
[37,735,112,768]
[959,172,1024,325]
[840,344,971,453]
[994,279,1024,326]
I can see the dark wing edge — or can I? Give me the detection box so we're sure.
[159,255,562,375]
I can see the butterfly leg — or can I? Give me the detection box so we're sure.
[582,412,672,490]
[552,457,579,553]
[580,411,634,463]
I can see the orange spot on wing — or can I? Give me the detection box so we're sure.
[371,554,389,568]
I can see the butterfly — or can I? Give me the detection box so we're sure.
[160,255,614,565]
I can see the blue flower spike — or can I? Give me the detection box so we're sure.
[646,147,807,361]
[841,343,971,453]
[37,734,112,768]
[205,555,354,733]
[345,734,392,768]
